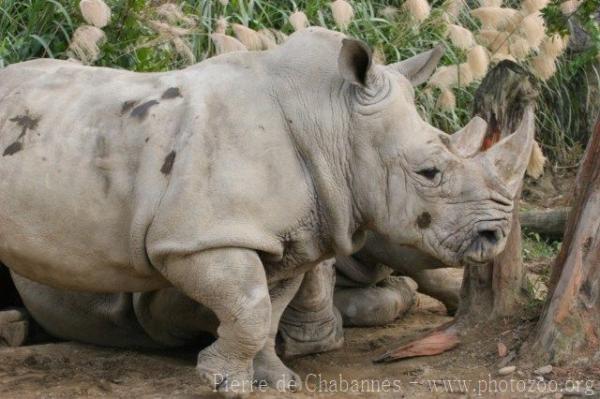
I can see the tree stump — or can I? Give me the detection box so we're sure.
[456,61,538,323]
[529,120,600,365]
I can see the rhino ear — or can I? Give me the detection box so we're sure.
[387,45,444,86]
[338,38,373,87]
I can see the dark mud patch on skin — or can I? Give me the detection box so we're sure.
[161,87,182,100]
[3,114,40,156]
[95,136,111,194]
[417,212,432,229]
[3,141,23,156]
[131,100,159,119]
[121,101,138,115]
[161,151,176,175]
[10,115,39,136]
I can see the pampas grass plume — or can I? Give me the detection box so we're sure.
[289,11,309,31]
[445,0,466,18]
[458,63,474,86]
[69,25,106,64]
[448,24,476,50]
[477,29,509,51]
[437,88,456,111]
[232,24,262,51]
[215,17,228,34]
[403,0,431,22]
[541,34,567,58]
[79,0,111,28]
[380,6,399,19]
[172,37,195,64]
[530,54,557,80]
[428,65,458,88]
[156,3,195,27]
[373,46,386,64]
[211,33,247,55]
[527,141,546,179]
[467,45,489,79]
[560,0,582,15]
[258,29,278,49]
[331,0,354,30]
[491,52,516,62]
[481,0,503,6]
[520,12,545,50]
[470,7,519,30]
[522,0,549,14]
[509,37,532,60]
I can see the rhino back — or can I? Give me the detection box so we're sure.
[0,55,318,290]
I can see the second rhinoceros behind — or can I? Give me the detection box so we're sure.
[0,28,533,391]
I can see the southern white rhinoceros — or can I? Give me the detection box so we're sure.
[0,27,534,391]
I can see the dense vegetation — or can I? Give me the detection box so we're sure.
[0,0,598,165]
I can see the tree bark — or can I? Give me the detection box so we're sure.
[529,121,600,365]
[456,61,538,322]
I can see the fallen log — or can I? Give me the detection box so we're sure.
[520,207,569,239]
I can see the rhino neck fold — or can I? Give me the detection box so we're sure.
[272,86,366,257]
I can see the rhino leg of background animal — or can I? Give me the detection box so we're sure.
[159,248,273,392]
[253,276,303,390]
[334,276,417,327]
[407,269,463,315]
[278,259,344,358]
[11,272,163,349]
[0,308,29,347]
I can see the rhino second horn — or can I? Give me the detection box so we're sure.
[449,116,488,157]
[483,106,535,197]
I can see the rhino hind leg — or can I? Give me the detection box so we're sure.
[0,308,29,347]
[253,275,303,390]
[277,260,344,358]
[334,276,417,327]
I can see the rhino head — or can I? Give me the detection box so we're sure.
[336,38,534,267]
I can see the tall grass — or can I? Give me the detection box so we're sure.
[0,0,597,166]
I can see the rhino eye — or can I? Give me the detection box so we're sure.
[417,167,440,180]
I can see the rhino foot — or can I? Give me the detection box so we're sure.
[0,308,29,347]
[254,348,301,391]
[277,305,344,358]
[196,343,254,394]
[334,276,417,327]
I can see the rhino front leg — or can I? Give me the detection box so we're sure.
[253,276,303,390]
[159,248,271,393]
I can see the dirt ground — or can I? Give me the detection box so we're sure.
[2,292,598,398]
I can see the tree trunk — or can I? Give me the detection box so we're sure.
[456,61,538,322]
[529,121,600,365]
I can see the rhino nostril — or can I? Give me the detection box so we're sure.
[478,229,500,245]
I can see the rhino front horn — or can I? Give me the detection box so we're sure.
[483,106,535,197]
[449,116,488,158]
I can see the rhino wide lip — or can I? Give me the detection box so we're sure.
[449,217,509,265]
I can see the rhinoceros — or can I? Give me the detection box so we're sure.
[0,27,534,391]
[1,238,459,356]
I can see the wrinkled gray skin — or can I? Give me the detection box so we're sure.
[0,27,533,391]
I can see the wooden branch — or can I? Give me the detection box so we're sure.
[520,207,569,239]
